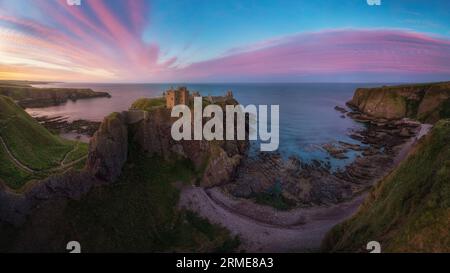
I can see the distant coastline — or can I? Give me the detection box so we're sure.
[0,80,111,109]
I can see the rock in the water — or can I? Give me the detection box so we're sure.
[334,105,348,114]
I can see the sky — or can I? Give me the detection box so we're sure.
[0,0,450,83]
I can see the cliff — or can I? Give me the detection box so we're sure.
[86,112,128,182]
[322,120,450,252]
[128,97,248,187]
[347,82,450,123]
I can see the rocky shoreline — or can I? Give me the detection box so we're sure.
[33,115,100,142]
[221,105,425,207]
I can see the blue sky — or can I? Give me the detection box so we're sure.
[146,0,450,66]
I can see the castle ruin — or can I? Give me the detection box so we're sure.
[165,86,233,108]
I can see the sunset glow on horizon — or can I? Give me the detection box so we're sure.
[1,0,450,83]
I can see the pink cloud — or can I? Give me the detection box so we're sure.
[0,0,174,81]
[174,29,450,82]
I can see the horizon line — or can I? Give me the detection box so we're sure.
[10,80,450,85]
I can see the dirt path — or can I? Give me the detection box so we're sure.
[179,123,434,252]
[394,123,432,165]
[47,141,87,172]
[48,155,87,172]
[61,142,78,167]
[60,141,84,167]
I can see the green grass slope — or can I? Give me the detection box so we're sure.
[0,95,85,188]
[0,144,34,189]
[322,120,450,252]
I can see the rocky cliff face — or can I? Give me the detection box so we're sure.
[202,145,243,187]
[347,82,450,123]
[86,112,128,182]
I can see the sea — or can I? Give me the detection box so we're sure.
[27,82,386,169]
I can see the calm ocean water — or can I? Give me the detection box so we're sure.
[27,82,385,168]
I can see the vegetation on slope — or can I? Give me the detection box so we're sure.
[0,95,73,169]
[0,96,87,189]
[0,145,239,252]
[0,144,34,189]
[62,142,88,164]
[322,120,450,252]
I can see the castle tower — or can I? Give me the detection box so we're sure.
[165,89,176,108]
[165,87,190,108]
[179,87,189,105]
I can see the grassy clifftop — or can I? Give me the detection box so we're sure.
[0,95,86,189]
[348,82,450,123]
[322,120,450,252]
[130,97,165,111]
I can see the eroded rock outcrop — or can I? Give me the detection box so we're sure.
[202,146,243,187]
[86,112,128,182]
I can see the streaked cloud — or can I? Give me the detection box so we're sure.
[0,0,450,82]
[174,29,450,82]
[0,0,174,81]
